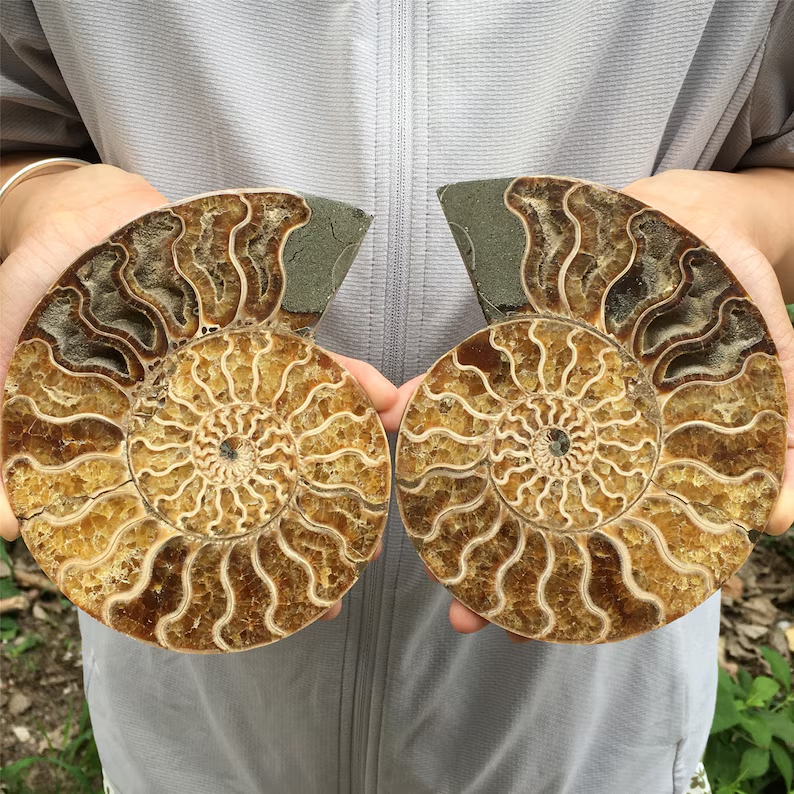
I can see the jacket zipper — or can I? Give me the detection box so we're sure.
[382,0,413,387]
[350,2,412,792]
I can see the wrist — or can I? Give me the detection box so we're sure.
[732,168,794,269]
[624,167,794,297]
[1,167,82,259]
[0,163,165,261]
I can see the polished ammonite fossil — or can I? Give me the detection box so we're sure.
[396,176,788,643]
[2,189,391,652]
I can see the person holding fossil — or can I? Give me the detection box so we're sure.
[2,2,792,793]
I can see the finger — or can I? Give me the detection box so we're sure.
[0,475,19,542]
[449,598,490,634]
[428,567,491,634]
[766,441,794,535]
[446,588,530,640]
[379,375,423,433]
[319,600,343,621]
[328,353,398,415]
[319,539,383,623]
[0,498,19,542]
[766,315,794,534]
[423,563,439,583]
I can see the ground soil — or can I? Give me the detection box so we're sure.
[1,540,99,793]
[719,531,794,678]
[1,530,793,793]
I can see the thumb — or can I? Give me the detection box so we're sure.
[765,320,794,536]
[327,353,399,416]
[0,475,19,541]
[766,438,794,535]
[379,374,423,433]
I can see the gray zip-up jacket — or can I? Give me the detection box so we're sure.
[2,2,792,792]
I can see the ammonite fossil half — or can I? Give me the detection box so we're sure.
[2,189,391,652]
[396,176,787,643]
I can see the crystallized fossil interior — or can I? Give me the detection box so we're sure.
[2,190,391,652]
[396,176,788,643]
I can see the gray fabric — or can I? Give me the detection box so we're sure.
[713,0,794,170]
[0,2,90,154]
[2,1,792,792]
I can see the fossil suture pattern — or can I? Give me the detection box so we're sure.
[396,176,787,643]
[2,190,390,652]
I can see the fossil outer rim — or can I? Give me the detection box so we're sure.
[2,189,388,653]
[398,175,788,645]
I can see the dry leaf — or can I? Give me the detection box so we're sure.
[0,595,29,614]
[741,597,778,625]
[13,568,57,592]
[735,623,768,641]
[717,636,739,677]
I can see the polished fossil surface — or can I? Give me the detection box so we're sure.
[396,176,787,643]
[2,190,390,652]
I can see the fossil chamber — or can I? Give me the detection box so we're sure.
[2,189,391,652]
[396,176,787,643]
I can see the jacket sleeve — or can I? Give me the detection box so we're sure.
[713,0,794,171]
[1,1,96,157]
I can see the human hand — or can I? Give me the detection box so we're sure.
[0,163,170,542]
[318,352,397,620]
[0,165,399,625]
[401,167,794,642]
[622,169,794,537]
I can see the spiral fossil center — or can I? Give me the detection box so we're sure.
[541,428,570,457]
[128,338,301,540]
[211,435,258,478]
[191,404,296,491]
[485,318,662,532]
[492,395,597,488]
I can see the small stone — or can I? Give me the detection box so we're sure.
[8,692,31,717]
[0,559,11,578]
[12,726,31,743]
[769,630,790,659]
[32,604,48,621]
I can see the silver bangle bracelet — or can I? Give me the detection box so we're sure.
[0,156,92,210]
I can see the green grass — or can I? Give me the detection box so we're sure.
[0,701,102,794]
[705,647,794,793]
